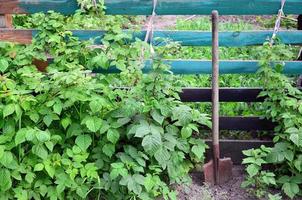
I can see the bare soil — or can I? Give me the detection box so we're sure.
[176,166,256,200]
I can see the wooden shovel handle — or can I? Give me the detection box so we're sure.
[212,10,220,184]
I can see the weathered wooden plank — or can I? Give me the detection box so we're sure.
[93,60,302,75]
[205,140,274,164]
[219,117,275,131]
[180,88,264,102]
[3,29,302,47]
[0,29,32,43]
[1,0,302,15]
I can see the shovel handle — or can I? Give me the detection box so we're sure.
[212,10,220,184]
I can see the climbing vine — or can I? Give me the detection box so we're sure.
[0,1,210,199]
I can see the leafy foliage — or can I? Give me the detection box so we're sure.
[0,1,210,199]
[242,42,302,199]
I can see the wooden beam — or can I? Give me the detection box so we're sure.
[1,0,302,15]
[205,140,274,164]
[0,29,32,43]
[2,29,302,47]
[219,117,275,131]
[180,88,264,102]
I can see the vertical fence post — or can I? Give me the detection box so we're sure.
[0,14,13,28]
[212,10,220,185]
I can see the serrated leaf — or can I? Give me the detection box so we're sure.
[142,132,161,154]
[34,163,44,171]
[135,123,151,138]
[107,129,120,144]
[191,144,206,160]
[289,134,299,146]
[0,169,11,192]
[282,182,299,199]
[0,151,13,167]
[102,144,115,158]
[15,128,27,145]
[154,148,170,168]
[43,115,53,127]
[61,117,71,129]
[75,135,92,151]
[3,104,15,118]
[246,164,259,177]
[32,144,48,159]
[151,110,164,125]
[0,58,8,73]
[25,172,35,184]
[83,116,102,132]
[0,145,4,159]
[53,102,62,115]
[181,126,192,139]
[36,130,50,143]
[29,112,39,123]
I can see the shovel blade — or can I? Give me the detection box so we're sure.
[203,158,233,185]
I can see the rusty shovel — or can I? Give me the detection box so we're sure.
[203,10,233,185]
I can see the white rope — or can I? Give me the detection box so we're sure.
[140,0,157,63]
[270,0,286,45]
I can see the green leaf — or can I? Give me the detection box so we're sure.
[246,164,259,177]
[29,113,39,123]
[15,128,27,145]
[3,104,15,118]
[61,117,71,129]
[53,102,63,115]
[25,172,35,184]
[135,122,151,138]
[151,110,164,125]
[75,135,92,151]
[144,174,155,192]
[0,151,13,167]
[191,144,206,160]
[32,144,48,159]
[181,126,192,139]
[34,163,44,171]
[36,130,51,143]
[154,148,170,168]
[83,116,102,132]
[0,58,8,73]
[289,134,299,146]
[142,132,161,154]
[0,145,4,159]
[0,169,11,192]
[43,115,53,127]
[107,129,120,144]
[44,161,55,178]
[282,182,299,199]
[102,144,115,158]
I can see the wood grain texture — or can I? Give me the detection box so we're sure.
[205,140,274,164]
[0,29,32,43]
[0,0,24,14]
[180,88,264,102]
[2,29,302,46]
[0,0,302,15]
[93,60,302,74]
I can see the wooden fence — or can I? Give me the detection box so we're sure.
[1,0,302,163]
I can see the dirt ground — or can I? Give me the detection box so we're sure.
[176,166,257,200]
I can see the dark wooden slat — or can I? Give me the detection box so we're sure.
[219,117,275,131]
[180,88,264,102]
[205,140,274,164]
